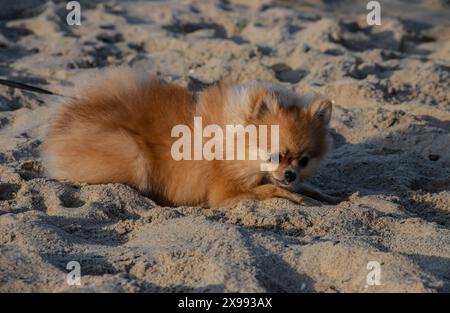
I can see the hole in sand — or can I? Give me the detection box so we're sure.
[0,183,20,201]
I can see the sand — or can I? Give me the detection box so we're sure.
[0,0,450,292]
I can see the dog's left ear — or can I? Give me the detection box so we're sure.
[308,98,332,125]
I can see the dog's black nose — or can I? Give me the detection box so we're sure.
[284,170,296,183]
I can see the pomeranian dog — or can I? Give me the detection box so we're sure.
[44,67,340,208]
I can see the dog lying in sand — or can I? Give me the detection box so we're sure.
[43,68,342,207]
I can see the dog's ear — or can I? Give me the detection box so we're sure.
[249,89,275,119]
[308,98,332,125]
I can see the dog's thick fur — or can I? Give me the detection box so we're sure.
[44,68,335,207]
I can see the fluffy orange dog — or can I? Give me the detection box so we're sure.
[44,68,338,207]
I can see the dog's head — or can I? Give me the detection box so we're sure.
[226,81,332,189]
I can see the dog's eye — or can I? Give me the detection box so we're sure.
[299,156,309,168]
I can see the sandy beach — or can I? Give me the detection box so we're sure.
[0,0,450,292]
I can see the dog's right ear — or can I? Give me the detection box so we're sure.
[249,89,276,119]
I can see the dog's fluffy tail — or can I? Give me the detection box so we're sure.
[42,67,155,190]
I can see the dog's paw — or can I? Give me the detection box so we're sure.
[326,190,352,204]
[288,193,304,204]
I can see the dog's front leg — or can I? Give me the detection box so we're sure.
[295,184,344,204]
[210,184,303,208]
[251,184,304,204]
